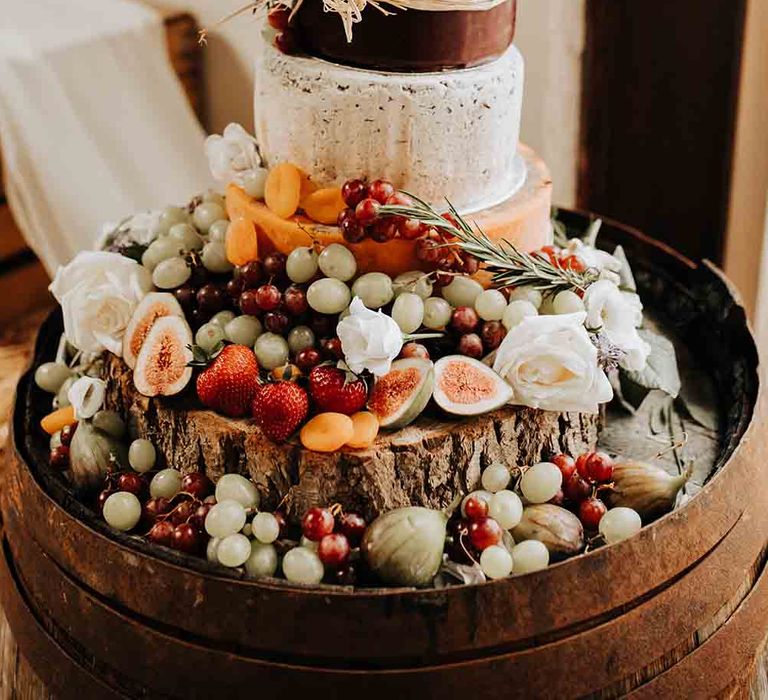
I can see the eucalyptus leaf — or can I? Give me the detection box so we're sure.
[619,330,681,409]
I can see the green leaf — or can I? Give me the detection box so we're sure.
[619,330,681,409]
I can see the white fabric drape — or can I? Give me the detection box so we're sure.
[0,0,212,274]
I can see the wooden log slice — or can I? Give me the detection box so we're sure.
[103,355,598,521]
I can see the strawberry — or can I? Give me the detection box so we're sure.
[308,365,367,415]
[252,382,309,442]
[195,345,260,418]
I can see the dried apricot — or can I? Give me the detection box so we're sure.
[41,405,76,435]
[264,162,303,219]
[299,169,318,201]
[300,412,354,452]
[346,412,379,449]
[225,218,259,266]
[301,187,346,225]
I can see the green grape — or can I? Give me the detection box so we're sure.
[286,246,318,284]
[193,202,227,233]
[210,310,235,328]
[391,293,424,333]
[142,237,182,272]
[129,439,156,473]
[242,169,268,199]
[196,323,225,354]
[474,289,507,321]
[225,315,263,346]
[441,275,483,308]
[318,243,357,281]
[501,300,538,330]
[158,206,189,234]
[254,333,289,370]
[423,297,453,330]
[152,257,191,289]
[393,271,433,300]
[287,326,315,354]
[306,278,351,315]
[55,376,76,408]
[201,241,234,274]
[168,223,204,251]
[208,220,230,243]
[202,189,226,208]
[34,362,72,394]
[351,272,393,309]
[103,492,142,532]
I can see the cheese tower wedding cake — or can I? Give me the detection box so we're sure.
[38,0,668,588]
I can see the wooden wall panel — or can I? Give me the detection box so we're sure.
[579,0,747,263]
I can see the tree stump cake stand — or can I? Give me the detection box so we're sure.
[0,211,766,699]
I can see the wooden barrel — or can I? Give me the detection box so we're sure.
[0,211,765,699]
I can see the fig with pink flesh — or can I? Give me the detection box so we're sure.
[122,293,184,369]
[368,358,434,429]
[432,355,513,416]
[133,316,193,397]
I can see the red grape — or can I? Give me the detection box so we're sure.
[239,289,261,316]
[181,472,213,499]
[142,497,171,525]
[226,277,245,301]
[415,237,441,263]
[341,179,368,208]
[551,453,576,483]
[60,422,77,446]
[563,473,592,503]
[169,499,197,526]
[398,218,423,240]
[451,307,479,334]
[579,497,607,530]
[318,533,351,567]
[355,198,380,224]
[338,512,366,547]
[148,520,175,546]
[335,563,357,586]
[576,453,592,480]
[296,348,322,371]
[468,517,503,551]
[263,252,287,278]
[463,496,489,522]
[310,314,335,338]
[264,311,290,334]
[196,284,226,313]
[283,286,308,316]
[369,219,397,243]
[368,179,396,204]
[255,284,282,312]
[340,215,367,243]
[273,511,287,539]
[97,489,114,513]
[302,507,335,541]
[385,192,412,207]
[49,445,70,471]
[118,472,147,498]
[460,255,480,275]
[458,333,483,359]
[549,489,565,506]
[188,502,214,530]
[172,523,203,554]
[174,284,196,311]
[321,337,344,360]
[238,260,263,288]
[480,321,505,350]
[586,452,614,483]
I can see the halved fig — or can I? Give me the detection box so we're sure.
[368,358,434,429]
[133,316,193,397]
[122,293,184,369]
[433,355,513,416]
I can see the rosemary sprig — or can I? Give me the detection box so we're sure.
[379,193,599,293]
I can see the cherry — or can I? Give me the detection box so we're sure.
[225,277,245,301]
[480,321,505,351]
[97,489,114,513]
[338,512,366,546]
[296,348,322,371]
[463,495,489,522]
[181,472,213,499]
[468,517,503,552]
[458,333,483,359]
[239,289,262,316]
[400,342,430,360]
[142,497,171,525]
[264,311,291,334]
[255,284,282,312]
[321,337,344,360]
[283,286,308,316]
[579,497,607,530]
[563,473,592,503]
[369,219,397,243]
[197,284,226,313]
[267,6,291,31]
[148,520,175,546]
[551,453,576,483]
[355,197,380,224]
[341,179,369,208]
[263,252,287,278]
[318,533,351,567]
[49,445,70,471]
[238,260,263,289]
[451,307,479,334]
[172,523,203,554]
[118,471,147,498]
[59,422,77,447]
[586,452,614,483]
[368,179,396,204]
[415,237,441,263]
[302,507,335,541]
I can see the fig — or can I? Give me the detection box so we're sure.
[607,461,692,521]
[368,358,434,429]
[69,421,128,491]
[133,316,193,397]
[432,355,513,416]
[122,293,184,369]
[512,504,584,559]
[362,506,448,587]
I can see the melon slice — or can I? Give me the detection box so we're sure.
[368,359,434,429]
[133,316,193,397]
[122,293,184,370]
[433,356,513,416]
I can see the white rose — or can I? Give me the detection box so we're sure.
[95,210,163,250]
[50,251,153,356]
[492,312,613,413]
[566,239,622,283]
[337,297,403,377]
[205,123,264,186]
[67,376,106,419]
[584,280,650,371]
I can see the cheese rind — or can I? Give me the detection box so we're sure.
[254,37,525,213]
